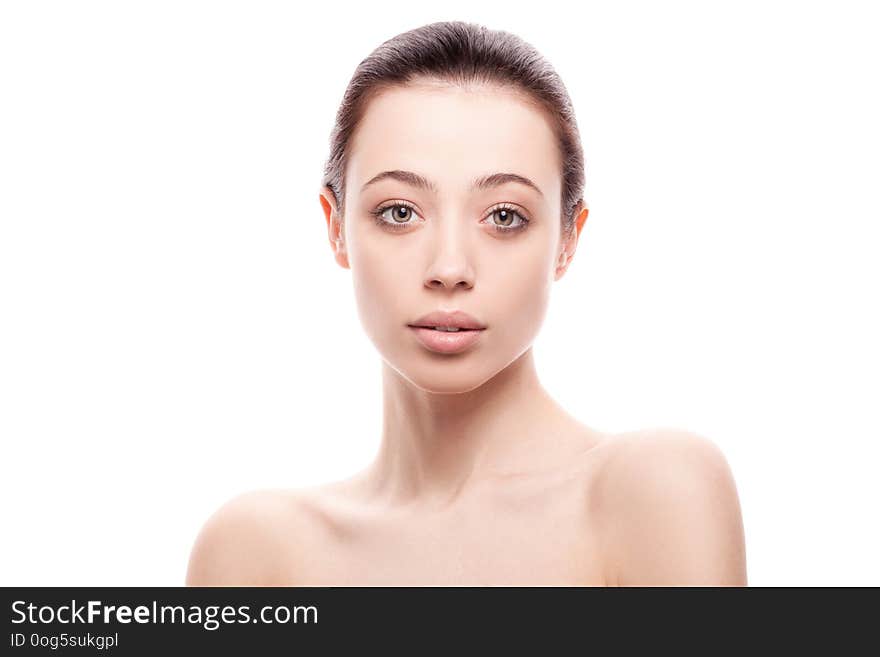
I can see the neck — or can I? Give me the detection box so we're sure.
[361,347,580,510]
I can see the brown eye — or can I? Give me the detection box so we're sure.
[487,206,529,232]
[493,208,516,227]
[386,205,412,223]
[371,201,421,230]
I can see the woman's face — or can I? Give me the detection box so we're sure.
[323,80,580,393]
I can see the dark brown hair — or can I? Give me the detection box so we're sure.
[321,20,586,240]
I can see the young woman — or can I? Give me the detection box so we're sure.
[186,20,747,586]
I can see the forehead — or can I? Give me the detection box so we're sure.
[346,83,561,198]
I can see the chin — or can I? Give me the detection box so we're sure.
[402,375,495,395]
[383,354,502,395]
[410,376,493,395]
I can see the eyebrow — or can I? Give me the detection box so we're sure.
[360,170,544,198]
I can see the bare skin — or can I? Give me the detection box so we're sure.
[185,425,747,586]
[185,79,747,586]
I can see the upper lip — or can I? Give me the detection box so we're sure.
[408,310,487,330]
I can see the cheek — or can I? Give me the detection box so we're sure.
[482,245,555,343]
[348,234,423,349]
[351,248,398,330]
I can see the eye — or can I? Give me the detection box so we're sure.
[484,204,531,234]
[370,201,421,230]
[369,200,531,234]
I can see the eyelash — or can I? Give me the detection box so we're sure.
[369,200,531,234]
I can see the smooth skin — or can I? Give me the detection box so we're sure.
[186,79,747,586]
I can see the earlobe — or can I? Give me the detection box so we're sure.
[554,249,572,280]
[554,206,588,281]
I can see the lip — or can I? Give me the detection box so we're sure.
[408,325,485,354]
[407,310,487,355]
[408,310,487,330]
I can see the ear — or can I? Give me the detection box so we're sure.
[554,203,589,281]
[319,186,350,269]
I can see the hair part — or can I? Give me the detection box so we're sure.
[321,20,586,240]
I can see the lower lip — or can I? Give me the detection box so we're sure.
[408,326,485,354]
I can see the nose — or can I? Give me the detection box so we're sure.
[425,258,474,290]
[423,219,475,291]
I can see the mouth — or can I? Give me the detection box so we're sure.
[407,325,483,332]
[407,325,486,354]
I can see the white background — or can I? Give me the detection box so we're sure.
[1,1,877,586]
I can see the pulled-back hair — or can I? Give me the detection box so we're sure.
[321,20,586,239]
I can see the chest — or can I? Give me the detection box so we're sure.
[287,488,608,586]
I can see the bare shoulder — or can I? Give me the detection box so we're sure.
[185,488,313,586]
[590,428,748,586]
